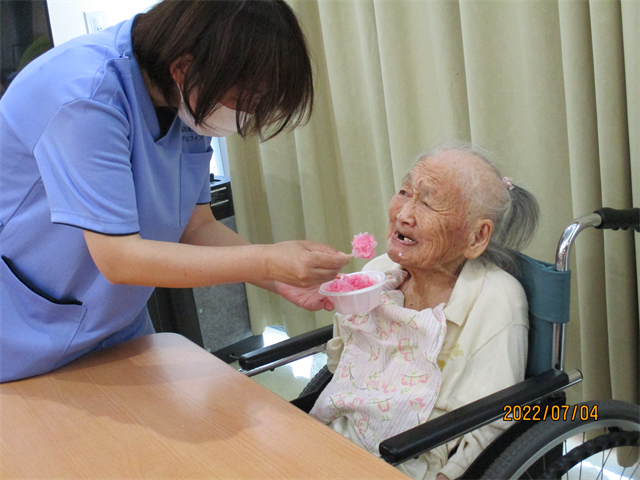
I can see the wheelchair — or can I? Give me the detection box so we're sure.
[237,207,640,480]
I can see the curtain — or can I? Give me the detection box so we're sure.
[226,0,638,406]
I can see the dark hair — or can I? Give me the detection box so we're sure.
[132,0,313,140]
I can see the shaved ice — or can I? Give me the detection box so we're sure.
[324,273,376,293]
[351,232,377,259]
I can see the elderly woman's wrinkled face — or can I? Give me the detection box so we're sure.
[386,155,476,274]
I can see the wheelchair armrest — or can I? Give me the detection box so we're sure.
[238,325,333,371]
[379,369,573,465]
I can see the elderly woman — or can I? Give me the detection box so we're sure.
[310,143,539,480]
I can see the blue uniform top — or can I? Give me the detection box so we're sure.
[0,17,213,382]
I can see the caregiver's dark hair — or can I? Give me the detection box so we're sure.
[132,0,314,140]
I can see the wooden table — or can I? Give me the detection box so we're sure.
[0,333,409,479]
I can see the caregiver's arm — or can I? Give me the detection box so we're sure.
[179,204,251,249]
[179,204,344,310]
[84,205,349,290]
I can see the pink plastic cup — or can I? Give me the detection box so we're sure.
[319,271,387,315]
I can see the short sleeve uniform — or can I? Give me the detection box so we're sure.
[0,17,212,382]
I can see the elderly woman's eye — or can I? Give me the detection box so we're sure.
[399,189,408,196]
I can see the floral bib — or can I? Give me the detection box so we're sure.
[310,270,447,455]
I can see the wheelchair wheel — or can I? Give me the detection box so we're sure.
[480,400,640,480]
[542,429,639,478]
[299,364,332,397]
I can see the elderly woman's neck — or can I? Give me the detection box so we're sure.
[400,261,464,311]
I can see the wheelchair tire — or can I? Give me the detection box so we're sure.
[299,364,332,397]
[541,429,639,478]
[480,400,640,480]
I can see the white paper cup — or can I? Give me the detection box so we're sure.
[319,271,387,315]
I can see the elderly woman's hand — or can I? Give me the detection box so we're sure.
[276,283,336,311]
[435,474,450,480]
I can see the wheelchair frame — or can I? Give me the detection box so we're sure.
[238,207,640,479]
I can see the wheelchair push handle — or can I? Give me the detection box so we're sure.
[594,207,639,232]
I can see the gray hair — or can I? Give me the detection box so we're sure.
[416,141,540,277]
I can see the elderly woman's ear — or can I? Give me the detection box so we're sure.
[464,218,494,260]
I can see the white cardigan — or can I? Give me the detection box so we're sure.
[323,256,528,480]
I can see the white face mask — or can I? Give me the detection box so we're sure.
[177,99,240,137]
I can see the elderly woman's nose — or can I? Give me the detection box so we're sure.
[396,200,416,224]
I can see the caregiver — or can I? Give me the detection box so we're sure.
[0,0,350,382]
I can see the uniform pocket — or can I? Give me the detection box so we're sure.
[0,257,87,382]
[179,151,213,226]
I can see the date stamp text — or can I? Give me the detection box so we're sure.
[503,404,599,422]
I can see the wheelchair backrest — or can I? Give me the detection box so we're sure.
[515,253,572,378]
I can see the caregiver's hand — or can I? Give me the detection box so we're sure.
[263,240,350,288]
[276,283,335,312]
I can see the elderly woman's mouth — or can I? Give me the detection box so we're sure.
[394,231,417,245]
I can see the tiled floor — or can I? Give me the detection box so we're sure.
[234,327,639,480]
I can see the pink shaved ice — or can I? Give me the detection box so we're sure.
[324,273,376,293]
[351,232,377,259]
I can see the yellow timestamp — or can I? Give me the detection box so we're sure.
[503,404,599,422]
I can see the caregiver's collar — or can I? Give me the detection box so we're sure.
[114,15,166,141]
[442,258,486,326]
